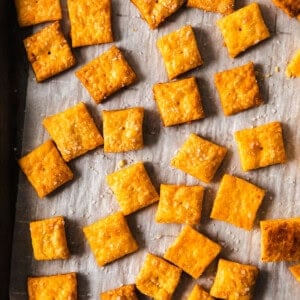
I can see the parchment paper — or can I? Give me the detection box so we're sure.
[10,0,300,299]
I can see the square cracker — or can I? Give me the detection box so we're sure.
[260,217,300,262]
[103,107,144,153]
[18,140,74,198]
[153,77,205,126]
[67,0,113,48]
[272,0,300,20]
[215,62,263,116]
[100,284,138,300]
[234,121,286,171]
[131,0,185,29]
[28,273,77,300]
[217,3,270,58]
[136,253,182,300]
[187,0,234,15]
[286,49,300,78]
[157,25,203,79]
[210,259,259,299]
[210,174,265,230]
[23,21,75,82]
[187,284,214,300]
[14,0,62,27]
[164,225,221,279]
[171,133,227,183]
[83,212,138,266]
[30,216,69,260]
[289,264,300,282]
[106,162,159,215]
[43,102,103,162]
[155,184,204,225]
[76,46,137,104]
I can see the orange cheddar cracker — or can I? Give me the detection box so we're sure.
[28,273,77,300]
[30,216,69,260]
[100,284,138,300]
[83,212,138,266]
[187,0,234,15]
[136,253,182,300]
[23,22,75,82]
[18,140,73,198]
[153,77,205,126]
[187,284,214,300]
[217,3,270,58]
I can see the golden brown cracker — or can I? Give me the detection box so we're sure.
[76,46,137,104]
[14,0,62,27]
[131,0,185,29]
[210,259,259,299]
[153,77,205,126]
[43,102,103,162]
[83,212,138,266]
[286,49,300,78]
[67,0,113,47]
[261,218,300,262]
[155,184,204,225]
[217,3,270,58]
[187,284,214,300]
[234,122,286,171]
[100,284,138,300]
[289,264,300,282]
[136,253,182,300]
[210,174,265,230]
[23,21,76,82]
[103,107,144,153]
[272,0,300,19]
[215,62,263,116]
[164,225,221,279]
[18,140,74,198]
[28,273,77,300]
[106,162,159,215]
[187,0,234,15]
[171,133,227,183]
[157,25,203,79]
[30,216,69,260]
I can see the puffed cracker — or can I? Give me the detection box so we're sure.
[100,284,138,300]
[187,284,214,300]
[14,0,62,27]
[83,212,138,266]
[234,122,286,171]
[131,0,185,29]
[210,259,259,299]
[217,3,270,58]
[106,162,159,215]
[171,133,227,183]
[289,264,300,282]
[210,174,265,230]
[43,102,103,162]
[76,46,137,104]
[155,184,204,225]
[67,0,113,48]
[164,225,221,279]
[28,273,77,300]
[157,25,203,79]
[18,140,74,198]
[286,49,300,78]
[272,0,300,20]
[215,62,263,116]
[260,217,300,262]
[187,0,234,15]
[30,216,69,260]
[136,253,182,300]
[23,21,76,82]
[103,107,144,153]
[153,77,205,126]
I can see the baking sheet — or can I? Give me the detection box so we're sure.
[9,0,300,299]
